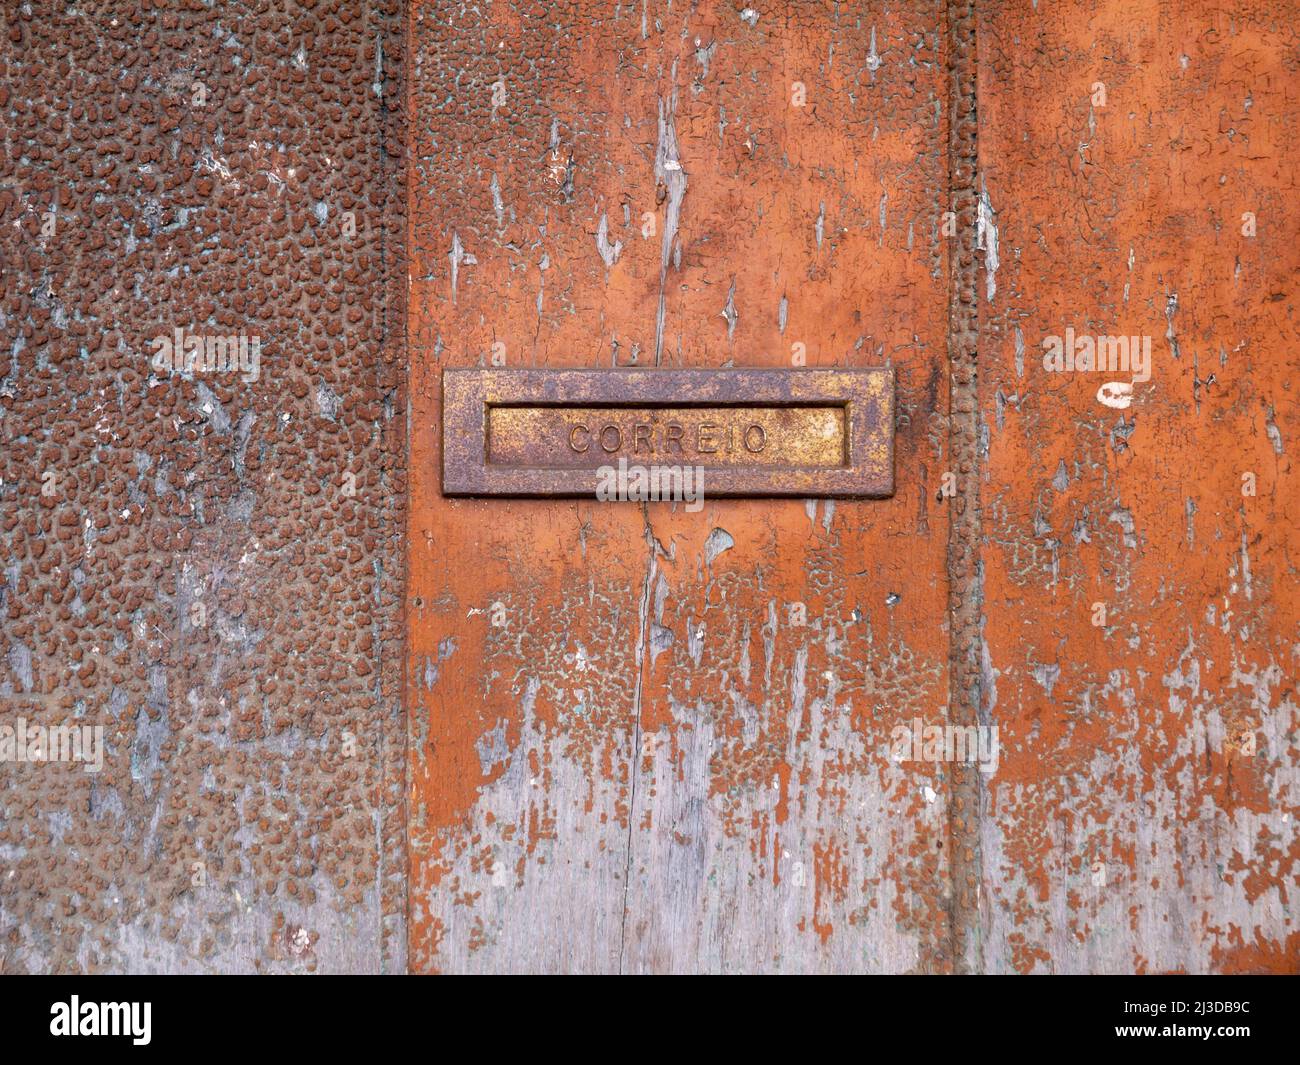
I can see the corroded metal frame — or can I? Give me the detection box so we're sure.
[441,367,894,497]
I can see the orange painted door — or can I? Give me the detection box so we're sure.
[974,0,1299,973]
[407,1,955,973]
[405,0,1299,975]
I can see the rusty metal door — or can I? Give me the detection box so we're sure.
[405,0,1298,975]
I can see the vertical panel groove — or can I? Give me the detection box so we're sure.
[945,0,985,976]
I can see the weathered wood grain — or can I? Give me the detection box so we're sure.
[407,0,1298,975]
[407,0,953,973]
[976,0,1299,973]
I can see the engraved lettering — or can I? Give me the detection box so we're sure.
[488,403,851,472]
[599,424,623,453]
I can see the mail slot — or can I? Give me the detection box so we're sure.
[488,405,846,466]
[442,368,894,497]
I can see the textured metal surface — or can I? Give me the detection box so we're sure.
[0,1,407,973]
[442,368,894,496]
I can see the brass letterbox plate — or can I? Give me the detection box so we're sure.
[441,368,894,498]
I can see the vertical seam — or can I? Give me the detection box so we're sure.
[945,0,984,976]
